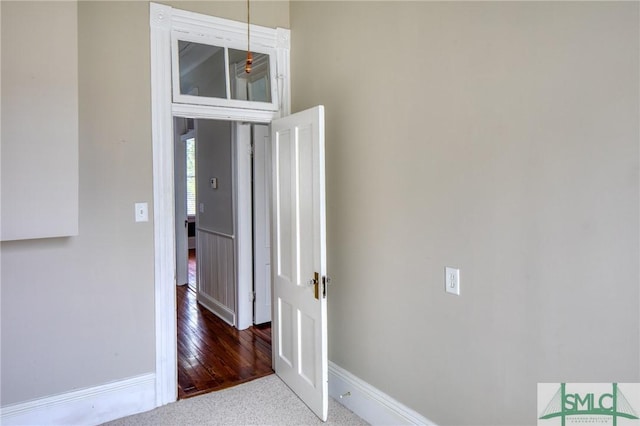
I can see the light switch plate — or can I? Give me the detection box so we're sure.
[135,202,148,222]
[445,267,460,295]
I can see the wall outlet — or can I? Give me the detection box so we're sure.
[445,267,460,295]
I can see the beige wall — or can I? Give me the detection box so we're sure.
[1,1,155,406]
[2,1,637,423]
[291,2,639,425]
[0,0,288,407]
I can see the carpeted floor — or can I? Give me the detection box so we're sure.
[104,374,368,425]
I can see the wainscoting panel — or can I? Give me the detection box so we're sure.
[196,230,236,325]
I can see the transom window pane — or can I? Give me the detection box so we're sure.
[228,48,272,103]
[173,37,277,110]
[178,41,227,98]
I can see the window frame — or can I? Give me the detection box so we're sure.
[171,31,278,111]
[170,12,281,112]
[183,134,196,217]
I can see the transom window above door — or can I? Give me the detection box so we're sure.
[172,36,278,111]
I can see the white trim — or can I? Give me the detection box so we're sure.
[235,122,253,331]
[172,103,276,124]
[328,362,437,426]
[0,373,155,426]
[169,4,280,111]
[171,7,280,50]
[275,27,291,120]
[150,2,177,408]
[150,2,291,408]
[197,292,236,326]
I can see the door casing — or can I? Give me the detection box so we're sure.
[252,124,273,325]
[149,2,291,405]
[174,121,194,287]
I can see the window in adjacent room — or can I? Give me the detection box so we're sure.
[186,137,196,216]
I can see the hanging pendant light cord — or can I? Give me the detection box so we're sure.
[245,0,253,73]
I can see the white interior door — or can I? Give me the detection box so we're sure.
[271,106,328,421]
[253,124,272,325]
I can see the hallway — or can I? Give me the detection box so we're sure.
[177,251,273,399]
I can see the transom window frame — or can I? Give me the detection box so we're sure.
[157,4,291,123]
[171,32,279,111]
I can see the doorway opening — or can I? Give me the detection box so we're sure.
[173,117,273,398]
[149,2,296,408]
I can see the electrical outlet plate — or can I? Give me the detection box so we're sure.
[445,267,460,295]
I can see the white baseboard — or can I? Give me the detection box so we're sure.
[0,373,156,426]
[197,292,236,326]
[329,361,436,425]
[0,362,432,425]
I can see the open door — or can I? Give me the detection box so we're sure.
[174,119,191,286]
[271,106,328,421]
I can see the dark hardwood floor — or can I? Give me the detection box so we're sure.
[187,248,196,288]
[177,250,273,399]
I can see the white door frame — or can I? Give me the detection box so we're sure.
[149,2,290,406]
[235,121,253,330]
[252,124,273,325]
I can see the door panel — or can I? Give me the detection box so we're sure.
[272,106,327,421]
